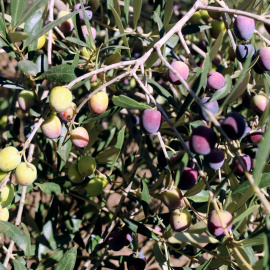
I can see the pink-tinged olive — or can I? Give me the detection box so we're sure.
[236,44,255,63]
[74,3,93,21]
[205,150,225,170]
[168,61,189,85]
[170,208,192,232]
[141,109,162,134]
[199,97,219,121]
[210,20,225,39]
[251,94,269,114]
[49,86,72,113]
[78,156,96,177]
[127,252,147,270]
[15,162,37,186]
[57,11,74,33]
[242,130,263,144]
[18,90,35,111]
[81,25,97,40]
[189,126,217,155]
[58,102,77,123]
[70,127,89,148]
[88,91,108,114]
[208,210,233,237]
[207,71,225,91]
[232,154,252,175]
[41,115,62,139]
[160,186,183,209]
[68,163,84,184]
[234,16,255,41]
[179,167,198,190]
[0,146,21,172]
[221,112,246,140]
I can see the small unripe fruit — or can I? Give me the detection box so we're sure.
[190,11,201,24]
[168,61,189,85]
[78,156,96,177]
[70,127,89,148]
[200,10,211,23]
[0,183,13,202]
[68,163,84,184]
[141,109,162,134]
[160,186,183,209]
[251,94,269,114]
[37,35,46,50]
[49,86,72,113]
[15,162,37,186]
[207,71,225,91]
[88,91,109,114]
[58,102,77,122]
[41,115,62,139]
[57,11,74,33]
[170,208,192,232]
[208,210,233,237]
[0,146,21,172]
[0,207,9,221]
[81,25,97,40]
[207,2,223,20]
[86,176,104,197]
[18,90,35,111]
[234,16,255,41]
[210,20,225,39]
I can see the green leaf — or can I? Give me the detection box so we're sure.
[184,180,205,197]
[133,0,142,29]
[236,0,256,12]
[82,107,121,124]
[104,52,121,65]
[123,218,159,241]
[112,95,151,110]
[36,249,64,270]
[18,60,39,76]
[55,246,77,270]
[0,221,27,251]
[210,32,223,61]
[0,262,7,270]
[113,0,121,16]
[21,223,31,261]
[23,11,43,52]
[11,0,27,28]
[153,243,168,270]
[253,125,270,185]
[15,0,49,29]
[0,38,17,59]
[163,0,173,26]
[226,73,250,105]
[12,259,27,270]
[35,64,85,83]
[65,37,88,48]
[210,74,232,102]
[124,0,130,24]
[233,247,251,268]
[23,10,80,49]
[242,236,264,247]
[8,32,29,43]
[233,172,270,195]
[35,183,62,195]
[169,232,219,244]
[188,221,207,234]
[141,179,150,217]
[186,190,209,202]
[38,197,59,259]
[109,4,130,57]
[0,14,6,38]
[35,54,49,74]
[147,77,178,109]
[233,205,259,225]
[95,147,120,163]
